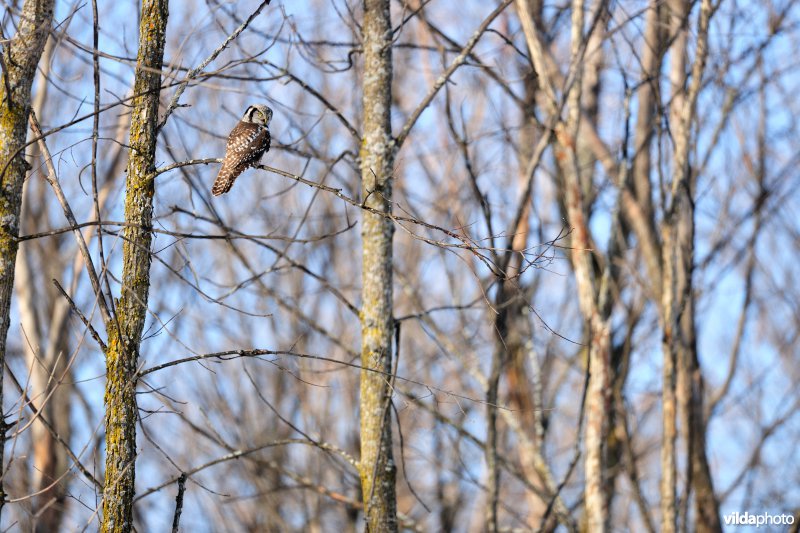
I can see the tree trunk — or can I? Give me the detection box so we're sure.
[358,0,398,531]
[516,0,613,529]
[17,233,73,532]
[682,0,721,517]
[628,1,664,300]
[101,1,168,531]
[15,35,74,533]
[560,2,612,531]
[660,2,688,530]
[0,0,56,520]
[661,1,721,532]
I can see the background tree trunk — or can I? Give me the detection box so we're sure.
[660,1,721,532]
[15,36,76,533]
[0,0,55,520]
[101,1,169,531]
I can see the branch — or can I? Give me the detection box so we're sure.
[394,0,513,149]
[158,0,272,130]
[137,347,504,409]
[18,217,355,245]
[3,362,103,491]
[154,158,506,276]
[52,279,107,352]
[29,111,112,326]
[171,473,187,533]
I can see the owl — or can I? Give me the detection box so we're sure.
[212,104,273,196]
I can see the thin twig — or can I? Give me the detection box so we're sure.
[3,362,103,490]
[138,347,506,409]
[52,279,107,351]
[158,0,272,130]
[171,473,187,533]
[395,0,514,149]
[90,0,115,329]
[29,111,112,326]
[540,356,591,529]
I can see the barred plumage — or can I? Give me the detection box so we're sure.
[212,104,272,196]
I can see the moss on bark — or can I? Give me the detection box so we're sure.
[101,2,169,531]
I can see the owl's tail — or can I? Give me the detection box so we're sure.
[211,162,243,196]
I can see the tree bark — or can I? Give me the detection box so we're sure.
[358,0,398,531]
[628,1,665,301]
[560,2,612,531]
[0,0,56,520]
[661,1,721,532]
[101,1,168,531]
[676,3,721,530]
[660,2,688,529]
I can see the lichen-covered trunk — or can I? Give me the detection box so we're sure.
[101,1,168,531]
[358,0,398,530]
[0,0,56,519]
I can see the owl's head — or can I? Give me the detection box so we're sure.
[243,104,273,126]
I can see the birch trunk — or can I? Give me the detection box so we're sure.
[101,1,168,531]
[660,2,688,529]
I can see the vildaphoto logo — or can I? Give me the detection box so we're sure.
[723,511,795,528]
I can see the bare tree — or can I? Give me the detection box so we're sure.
[102,1,169,531]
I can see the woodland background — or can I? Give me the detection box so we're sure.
[0,0,799,531]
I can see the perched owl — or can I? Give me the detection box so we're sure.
[212,104,273,196]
